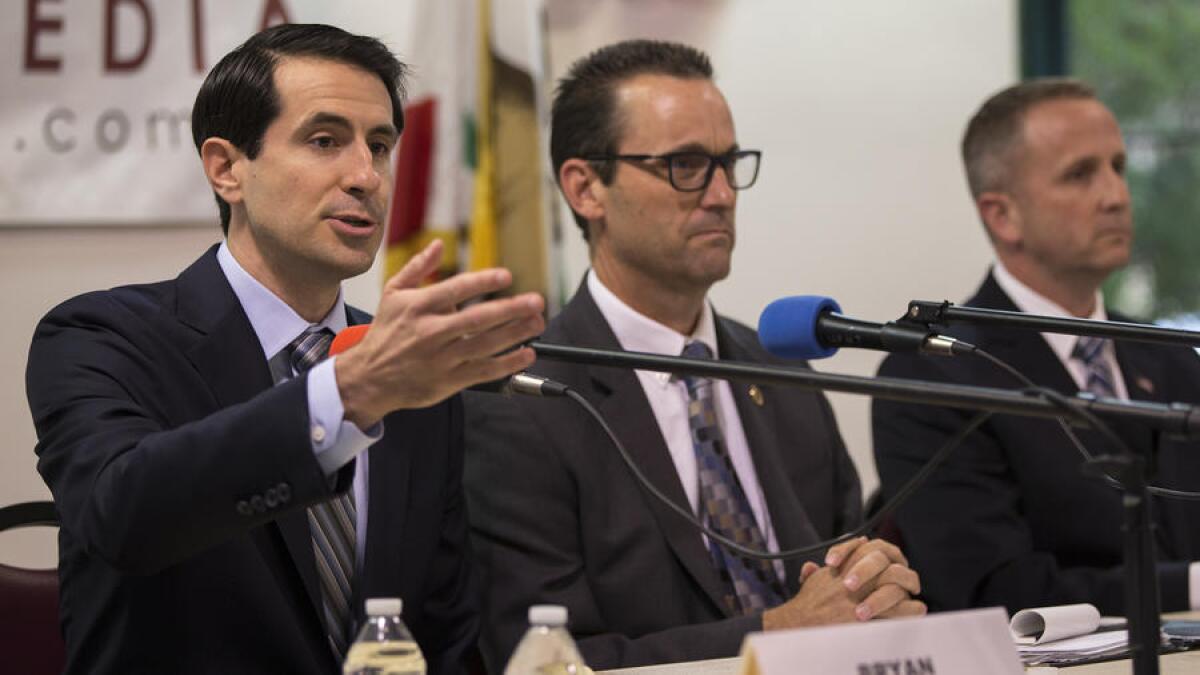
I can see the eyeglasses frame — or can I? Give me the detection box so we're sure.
[582,149,762,192]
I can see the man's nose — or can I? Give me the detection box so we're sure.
[343,143,383,195]
[701,163,736,208]
[1100,165,1130,212]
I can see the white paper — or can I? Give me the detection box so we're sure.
[1017,630,1127,655]
[1010,603,1101,644]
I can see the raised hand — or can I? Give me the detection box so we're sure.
[335,240,546,427]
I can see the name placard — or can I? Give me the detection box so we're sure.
[739,607,1022,675]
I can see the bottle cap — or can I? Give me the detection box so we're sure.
[366,597,403,616]
[528,604,568,626]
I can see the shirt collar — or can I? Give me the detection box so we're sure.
[216,241,348,361]
[587,270,718,388]
[991,259,1108,363]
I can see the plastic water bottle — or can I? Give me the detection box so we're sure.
[503,604,588,675]
[343,597,427,675]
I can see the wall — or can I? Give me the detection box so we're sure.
[0,0,1018,566]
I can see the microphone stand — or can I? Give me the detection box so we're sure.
[1080,444,1160,675]
[902,300,1200,674]
[905,299,1200,348]
[531,340,1182,675]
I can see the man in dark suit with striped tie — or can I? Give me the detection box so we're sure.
[463,39,924,672]
[874,78,1200,616]
[26,24,544,674]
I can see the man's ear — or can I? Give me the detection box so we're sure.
[559,158,607,226]
[200,138,246,207]
[976,191,1022,247]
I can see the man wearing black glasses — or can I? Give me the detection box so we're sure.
[463,40,924,672]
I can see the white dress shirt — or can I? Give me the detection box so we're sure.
[587,271,782,568]
[992,260,1200,609]
[992,260,1128,399]
[217,242,380,568]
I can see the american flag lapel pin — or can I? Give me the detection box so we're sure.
[1134,376,1154,395]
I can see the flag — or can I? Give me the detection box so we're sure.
[387,0,554,303]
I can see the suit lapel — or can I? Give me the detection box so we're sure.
[1113,335,1168,404]
[976,275,1177,552]
[717,321,817,589]
[355,438,410,615]
[971,274,1080,394]
[562,287,734,617]
[175,247,326,632]
[355,297,411,616]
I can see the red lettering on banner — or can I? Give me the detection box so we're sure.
[24,0,64,72]
[259,0,293,31]
[191,0,205,73]
[104,0,154,72]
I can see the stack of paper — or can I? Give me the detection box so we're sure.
[1017,629,1129,666]
[1010,604,1130,666]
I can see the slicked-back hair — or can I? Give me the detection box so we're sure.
[962,78,1098,200]
[551,39,713,238]
[191,23,408,233]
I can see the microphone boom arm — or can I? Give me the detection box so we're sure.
[530,341,1200,438]
[905,299,1200,349]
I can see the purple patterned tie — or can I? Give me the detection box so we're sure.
[287,327,357,660]
[681,340,784,615]
[1071,336,1117,398]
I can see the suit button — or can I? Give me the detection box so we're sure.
[236,500,253,516]
[250,495,267,513]
[264,488,279,508]
[277,482,292,503]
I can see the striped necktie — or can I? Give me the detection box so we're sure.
[680,340,785,615]
[1071,335,1117,398]
[287,327,358,661]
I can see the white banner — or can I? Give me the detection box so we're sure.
[0,0,416,226]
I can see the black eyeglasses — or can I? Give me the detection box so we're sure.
[584,149,762,192]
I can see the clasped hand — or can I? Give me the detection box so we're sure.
[762,536,925,630]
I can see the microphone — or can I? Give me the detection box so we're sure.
[757,295,973,360]
[329,324,371,356]
[329,324,566,397]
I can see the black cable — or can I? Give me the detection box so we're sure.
[563,387,991,562]
[969,346,1200,501]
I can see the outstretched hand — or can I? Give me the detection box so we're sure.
[335,240,545,427]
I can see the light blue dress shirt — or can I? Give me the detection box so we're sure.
[216,242,380,569]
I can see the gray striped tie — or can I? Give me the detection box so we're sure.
[288,327,358,660]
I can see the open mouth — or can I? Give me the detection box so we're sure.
[331,215,376,229]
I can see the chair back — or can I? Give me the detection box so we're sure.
[0,501,66,675]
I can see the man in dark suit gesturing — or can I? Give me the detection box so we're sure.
[873,79,1200,616]
[464,40,924,672]
[25,24,544,674]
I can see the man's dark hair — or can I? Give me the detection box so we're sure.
[191,23,408,233]
[961,78,1097,199]
[550,39,713,239]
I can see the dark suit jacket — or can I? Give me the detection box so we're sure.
[463,282,861,671]
[873,271,1200,615]
[25,246,477,674]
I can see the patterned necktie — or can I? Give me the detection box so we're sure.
[680,340,785,615]
[287,327,358,661]
[1071,335,1117,398]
